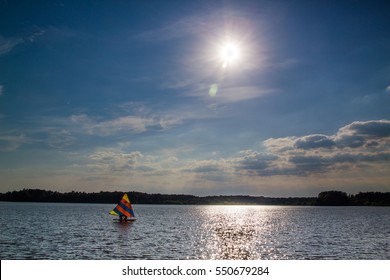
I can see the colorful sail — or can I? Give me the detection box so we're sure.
[109,193,135,218]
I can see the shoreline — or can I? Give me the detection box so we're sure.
[1,188,389,206]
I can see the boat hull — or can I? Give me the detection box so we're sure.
[113,218,136,222]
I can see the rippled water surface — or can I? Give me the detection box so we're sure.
[1,202,389,259]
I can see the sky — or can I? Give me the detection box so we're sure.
[0,0,389,196]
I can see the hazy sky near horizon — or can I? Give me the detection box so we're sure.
[1,0,390,196]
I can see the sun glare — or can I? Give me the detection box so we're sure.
[219,41,240,68]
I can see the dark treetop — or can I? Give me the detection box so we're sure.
[0,189,389,206]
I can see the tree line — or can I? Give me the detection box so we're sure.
[0,188,314,205]
[314,190,390,206]
[0,188,389,206]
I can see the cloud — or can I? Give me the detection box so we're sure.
[0,134,30,152]
[90,150,143,163]
[46,129,75,149]
[134,165,156,172]
[133,119,390,180]
[92,116,156,135]
[70,113,182,136]
[336,120,390,139]
[182,160,222,173]
[234,120,390,176]
[294,134,336,149]
[0,36,23,55]
[26,29,46,42]
[234,150,278,172]
[264,120,390,152]
[86,146,175,179]
[88,148,143,173]
[180,159,233,183]
[12,103,202,154]
[0,30,45,56]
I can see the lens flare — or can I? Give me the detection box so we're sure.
[209,84,218,97]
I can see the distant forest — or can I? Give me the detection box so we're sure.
[1,189,390,206]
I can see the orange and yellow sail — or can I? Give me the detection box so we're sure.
[109,194,135,218]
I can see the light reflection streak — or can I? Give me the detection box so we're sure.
[200,206,270,259]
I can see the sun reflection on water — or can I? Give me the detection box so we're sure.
[198,206,273,259]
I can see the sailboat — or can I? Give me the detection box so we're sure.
[109,193,137,221]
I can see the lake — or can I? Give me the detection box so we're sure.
[0,202,389,259]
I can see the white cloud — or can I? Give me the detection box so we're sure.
[170,120,390,178]
[0,36,23,55]
[0,31,45,56]
[0,134,30,152]
[158,116,183,130]
[238,120,390,176]
[263,137,296,152]
[182,160,223,173]
[70,114,181,136]
[82,117,389,184]
[93,116,156,135]
[88,148,143,173]
[46,129,75,149]
[70,114,90,123]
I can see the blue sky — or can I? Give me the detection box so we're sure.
[1,0,389,196]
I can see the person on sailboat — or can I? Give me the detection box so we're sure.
[119,215,128,222]
[110,194,136,222]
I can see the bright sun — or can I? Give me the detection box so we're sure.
[219,41,240,68]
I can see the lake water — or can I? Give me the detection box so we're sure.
[0,202,389,259]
